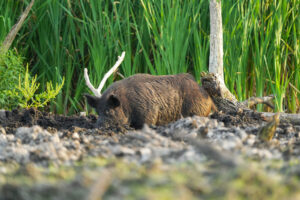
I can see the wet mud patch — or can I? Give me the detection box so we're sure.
[1,108,267,133]
[1,108,96,130]
[0,108,132,135]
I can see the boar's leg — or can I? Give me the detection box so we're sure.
[130,111,146,129]
[129,107,159,129]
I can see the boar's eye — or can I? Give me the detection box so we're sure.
[107,94,120,108]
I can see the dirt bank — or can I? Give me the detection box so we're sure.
[0,109,299,199]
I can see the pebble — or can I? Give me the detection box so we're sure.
[113,146,135,156]
[0,126,6,135]
[0,135,7,145]
[80,112,86,117]
[244,134,256,146]
[72,132,80,140]
[138,148,152,162]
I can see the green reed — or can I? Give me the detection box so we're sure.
[1,0,299,114]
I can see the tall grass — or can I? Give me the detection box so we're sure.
[0,1,26,43]
[1,0,299,114]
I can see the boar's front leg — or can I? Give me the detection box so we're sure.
[129,106,159,129]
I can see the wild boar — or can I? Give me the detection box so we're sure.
[85,73,216,129]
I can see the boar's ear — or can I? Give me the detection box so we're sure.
[107,94,120,108]
[84,94,100,108]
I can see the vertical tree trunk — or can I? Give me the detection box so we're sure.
[209,0,224,82]
[208,0,237,102]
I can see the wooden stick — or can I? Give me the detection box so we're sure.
[1,0,35,53]
[84,51,125,97]
[241,95,275,109]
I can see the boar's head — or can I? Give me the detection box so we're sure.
[85,93,129,128]
[83,51,127,127]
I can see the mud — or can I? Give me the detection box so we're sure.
[0,108,300,199]
[1,108,264,132]
[0,108,132,135]
[0,108,299,164]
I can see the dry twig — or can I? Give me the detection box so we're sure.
[84,52,125,97]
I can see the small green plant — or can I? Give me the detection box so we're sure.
[0,49,25,109]
[6,65,65,109]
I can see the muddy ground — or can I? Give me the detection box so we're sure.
[0,108,300,200]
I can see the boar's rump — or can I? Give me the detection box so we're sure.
[85,73,216,129]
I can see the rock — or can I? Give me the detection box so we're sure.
[80,112,86,117]
[0,126,6,135]
[72,132,80,140]
[113,146,135,156]
[244,134,256,146]
[6,134,15,142]
[0,134,7,145]
[138,148,152,162]
[184,132,198,139]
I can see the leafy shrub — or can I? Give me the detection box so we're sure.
[6,65,65,109]
[0,50,25,109]
[0,50,65,110]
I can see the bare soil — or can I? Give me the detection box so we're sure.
[0,108,300,199]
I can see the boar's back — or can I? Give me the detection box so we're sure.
[100,73,214,128]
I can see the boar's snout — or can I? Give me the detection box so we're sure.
[85,93,129,128]
[95,116,111,128]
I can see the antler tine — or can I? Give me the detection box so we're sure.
[84,68,101,97]
[97,51,125,95]
[84,51,126,97]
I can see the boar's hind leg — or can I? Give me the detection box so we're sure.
[182,97,212,117]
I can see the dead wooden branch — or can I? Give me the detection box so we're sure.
[84,51,125,97]
[201,72,300,125]
[241,95,275,109]
[0,0,35,53]
[261,112,300,125]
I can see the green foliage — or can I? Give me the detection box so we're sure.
[222,0,299,112]
[0,0,25,43]
[0,50,25,109]
[6,65,65,109]
[2,0,299,114]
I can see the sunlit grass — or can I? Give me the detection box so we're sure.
[1,0,299,113]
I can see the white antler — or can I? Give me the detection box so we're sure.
[84,51,125,97]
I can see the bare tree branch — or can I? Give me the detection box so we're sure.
[261,112,300,125]
[241,95,275,109]
[0,0,35,53]
[84,51,125,97]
